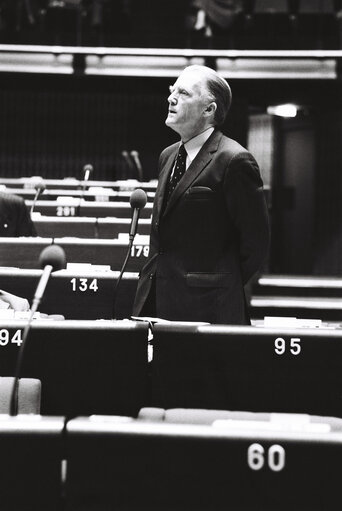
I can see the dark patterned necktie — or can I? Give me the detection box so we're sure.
[165,144,187,203]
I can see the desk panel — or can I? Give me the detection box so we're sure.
[65,417,342,510]
[250,295,342,322]
[26,200,153,218]
[34,216,151,238]
[0,237,149,272]
[0,268,138,319]
[9,188,155,202]
[0,320,149,417]
[152,323,342,417]
[0,416,64,511]
[0,177,157,191]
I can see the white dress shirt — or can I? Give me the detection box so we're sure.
[170,127,215,179]
[183,126,215,170]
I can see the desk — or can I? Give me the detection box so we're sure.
[0,177,158,191]
[7,187,155,202]
[0,416,64,511]
[34,216,151,238]
[0,320,149,417]
[0,237,150,272]
[0,267,138,319]
[251,274,342,321]
[0,268,138,319]
[152,323,342,417]
[26,200,153,218]
[250,295,342,321]
[65,416,342,510]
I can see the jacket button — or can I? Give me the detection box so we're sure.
[149,274,154,279]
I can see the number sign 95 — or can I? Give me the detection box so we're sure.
[274,337,301,356]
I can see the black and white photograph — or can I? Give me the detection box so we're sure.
[0,1,342,509]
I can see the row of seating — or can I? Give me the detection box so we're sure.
[1,176,341,508]
[3,187,155,203]
[0,409,341,510]
[33,216,151,238]
[252,274,342,321]
[1,320,342,419]
[27,199,153,218]
[0,177,157,191]
[3,262,342,322]
[0,236,149,272]
[0,267,136,319]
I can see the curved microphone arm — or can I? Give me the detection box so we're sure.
[9,245,66,416]
[112,237,134,320]
[112,188,147,319]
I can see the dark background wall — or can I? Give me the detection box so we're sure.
[0,73,247,181]
[314,105,342,275]
[1,73,342,276]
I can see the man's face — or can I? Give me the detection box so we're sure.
[165,69,211,141]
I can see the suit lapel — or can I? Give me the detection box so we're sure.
[162,130,222,217]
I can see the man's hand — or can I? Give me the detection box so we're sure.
[0,290,30,312]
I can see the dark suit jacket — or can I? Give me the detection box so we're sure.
[133,129,270,324]
[0,192,36,237]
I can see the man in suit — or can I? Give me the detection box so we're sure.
[133,65,269,325]
[0,191,36,237]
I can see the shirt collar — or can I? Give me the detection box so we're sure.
[183,127,215,165]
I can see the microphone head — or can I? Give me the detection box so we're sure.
[130,188,147,209]
[39,245,66,271]
[83,164,94,174]
[34,182,46,192]
[30,176,45,189]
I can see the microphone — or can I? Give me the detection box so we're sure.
[129,188,147,241]
[31,245,66,313]
[121,150,135,179]
[130,150,143,181]
[9,245,66,415]
[112,189,147,319]
[83,163,94,184]
[30,181,46,214]
[78,163,94,215]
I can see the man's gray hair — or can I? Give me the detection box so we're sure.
[184,65,232,126]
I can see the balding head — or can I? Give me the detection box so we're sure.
[183,65,232,126]
[166,65,232,141]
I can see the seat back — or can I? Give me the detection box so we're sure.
[0,377,41,414]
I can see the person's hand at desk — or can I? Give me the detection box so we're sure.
[0,290,30,312]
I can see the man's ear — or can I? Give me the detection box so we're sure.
[205,102,217,116]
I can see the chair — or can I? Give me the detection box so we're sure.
[0,377,41,414]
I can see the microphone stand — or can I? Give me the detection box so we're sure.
[112,232,135,320]
[30,187,44,215]
[130,150,143,181]
[9,265,53,416]
[9,245,66,416]
[112,189,147,319]
[77,166,92,216]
